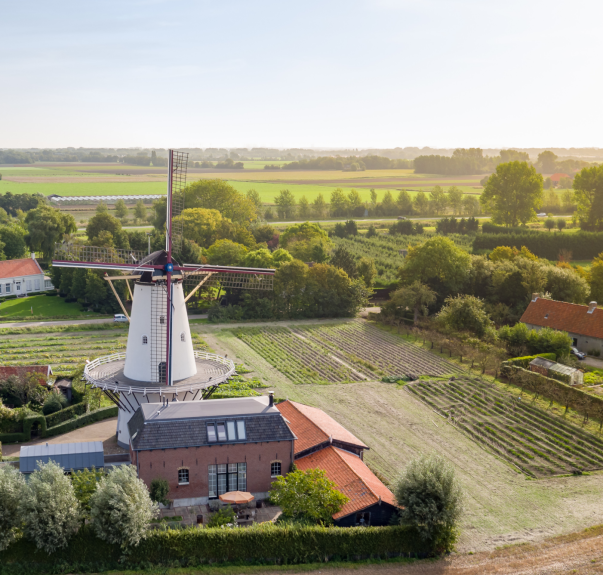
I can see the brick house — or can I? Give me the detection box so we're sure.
[520,295,603,354]
[277,400,398,527]
[128,394,295,507]
[0,254,53,297]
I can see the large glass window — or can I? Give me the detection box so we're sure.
[207,424,217,442]
[216,423,227,441]
[238,463,247,491]
[208,465,217,498]
[217,464,227,495]
[226,421,236,440]
[228,463,238,493]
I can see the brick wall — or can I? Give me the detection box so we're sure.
[132,440,293,501]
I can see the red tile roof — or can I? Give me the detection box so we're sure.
[0,366,53,379]
[520,298,603,339]
[276,400,368,454]
[0,258,43,280]
[550,173,570,182]
[296,446,397,519]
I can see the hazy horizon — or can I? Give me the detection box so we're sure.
[3,0,603,149]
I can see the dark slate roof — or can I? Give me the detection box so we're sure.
[129,397,296,451]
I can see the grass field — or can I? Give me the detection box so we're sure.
[197,319,603,552]
[0,294,106,319]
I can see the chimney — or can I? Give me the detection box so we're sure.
[532,293,540,302]
[588,301,598,314]
[31,252,36,260]
[268,391,274,407]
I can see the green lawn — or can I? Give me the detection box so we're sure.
[0,294,102,319]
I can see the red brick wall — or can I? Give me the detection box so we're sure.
[530,365,548,377]
[134,440,293,501]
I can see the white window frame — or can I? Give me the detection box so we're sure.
[6,283,11,293]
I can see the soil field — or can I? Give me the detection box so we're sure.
[197,320,603,552]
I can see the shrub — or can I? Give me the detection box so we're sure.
[149,477,170,506]
[269,468,349,525]
[207,506,235,527]
[394,453,463,551]
[42,391,67,415]
[90,465,158,549]
[71,467,104,519]
[19,460,80,554]
[0,465,25,551]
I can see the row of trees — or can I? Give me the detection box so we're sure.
[0,462,157,553]
[269,186,480,221]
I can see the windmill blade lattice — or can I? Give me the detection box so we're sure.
[169,150,188,253]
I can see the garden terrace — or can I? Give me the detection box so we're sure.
[407,376,603,477]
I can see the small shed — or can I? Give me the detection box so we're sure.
[19,441,104,474]
[54,378,72,402]
[529,358,583,386]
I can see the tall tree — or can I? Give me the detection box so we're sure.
[274,189,297,219]
[480,161,543,226]
[133,199,147,222]
[370,188,378,208]
[329,188,349,217]
[114,199,128,219]
[312,193,327,218]
[429,186,448,215]
[446,186,463,215]
[298,196,310,218]
[24,206,77,261]
[397,190,414,215]
[536,150,558,174]
[573,165,603,231]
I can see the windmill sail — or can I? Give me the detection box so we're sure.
[167,150,188,254]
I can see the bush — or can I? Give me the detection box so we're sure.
[19,461,80,554]
[269,468,349,524]
[207,506,235,527]
[149,478,170,506]
[42,391,67,415]
[507,353,556,368]
[0,465,25,551]
[45,401,86,428]
[90,465,158,549]
[393,453,463,551]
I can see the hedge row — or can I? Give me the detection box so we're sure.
[501,365,603,421]
[0,406,118,444]
[481,222,540,235]
[473,232,603,260]
[507,353,556,368]
[44,402,87,428]
[0,525,431,572]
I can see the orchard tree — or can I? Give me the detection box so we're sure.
[389,281,437,326]
[557,218,566,231]
[19,461,80,554]
[0,464,25,551]
[133,200,147,223]
[436,294,495,337]
[269,468,348,524]
[356,257,377,288]
[480,161,543,226]
[394,453,463,551]
[330,245,357,278]
[545,217,556,232]
[90,465,158,549]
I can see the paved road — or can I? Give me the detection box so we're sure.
[0,314,207,329]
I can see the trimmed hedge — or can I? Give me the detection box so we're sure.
[501,364,603,421]
[44,402,87,428]
[481,222,539,235]
[507,353,556,368]
[474,232,603,260]
[0,406,117,444]
[0,525,432,572]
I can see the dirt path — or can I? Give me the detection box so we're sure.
[200,325,603,554]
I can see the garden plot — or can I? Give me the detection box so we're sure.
[294,320,460,379]
[407,376,603,477]
[234,326,367,384]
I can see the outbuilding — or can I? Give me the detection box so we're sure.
[19,441,104,474]
[0,254,53,297]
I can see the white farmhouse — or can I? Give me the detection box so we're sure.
[0,254,54,297]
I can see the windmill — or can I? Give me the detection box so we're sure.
[52,150,275,447]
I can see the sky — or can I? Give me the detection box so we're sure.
[2,0,603,150]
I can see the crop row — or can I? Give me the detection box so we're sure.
[295,321,459,378]
[407,376,603,477]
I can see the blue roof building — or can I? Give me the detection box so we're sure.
[19,441,104,474]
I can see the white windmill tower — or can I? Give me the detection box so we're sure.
[53,151,274,447]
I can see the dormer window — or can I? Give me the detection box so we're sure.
[142,335,148,344]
